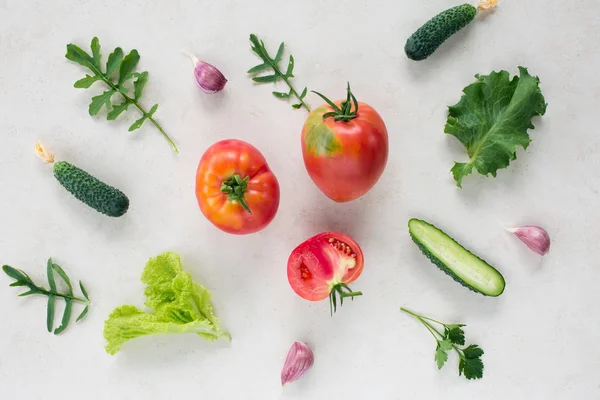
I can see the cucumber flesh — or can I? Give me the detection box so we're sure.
[409,218,505,296]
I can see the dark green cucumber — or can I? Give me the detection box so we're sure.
[405,4,477,61]
[53,161,129,217]
[408,218,505,296]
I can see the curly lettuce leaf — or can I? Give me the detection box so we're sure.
[445,67,547,187]
[104,252,229,355]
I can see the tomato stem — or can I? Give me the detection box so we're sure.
[221,174,252,214]
[312,82,359,122]
[329,283,362,316]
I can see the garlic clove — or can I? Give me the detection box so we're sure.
[281,342,314,386]
[183,51,227,94]
[508,225,551,256]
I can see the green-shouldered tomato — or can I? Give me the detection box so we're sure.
[301,83,388,202]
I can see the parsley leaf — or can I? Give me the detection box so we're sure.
[435,346,448,369]
[447,324,466,345]
[445,66,547,187]
[438,338,453,351]
[461,356,484,380]
[463,344,484,359]
[401,308,486,381]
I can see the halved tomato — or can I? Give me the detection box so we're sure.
[287,232,364,314]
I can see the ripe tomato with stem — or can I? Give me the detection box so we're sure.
[301,83,388,202]
[195,139,280,235]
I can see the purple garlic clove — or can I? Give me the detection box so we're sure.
[184,51,227,94]
[281,342,314,386]
[509,225,551,256]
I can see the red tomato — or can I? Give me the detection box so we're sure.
[301,85,388,202]
[195,139,280,235]
[287,232,364,314]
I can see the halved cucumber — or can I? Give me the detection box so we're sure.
[408,218,505,296]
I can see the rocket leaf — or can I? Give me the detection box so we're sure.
[66,37,178,152]
[445,67,547,187]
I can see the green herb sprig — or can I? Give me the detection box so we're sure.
[248,34,310,111]
[3,259,91,335]
[401,307,484,380]
[65,37,178,152]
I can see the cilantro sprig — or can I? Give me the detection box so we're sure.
[3,259,91,335]
[401,307,484,380]
[65,37,178,152]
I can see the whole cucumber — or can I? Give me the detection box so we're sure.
[53,161,129,217]
[405,4,477,61]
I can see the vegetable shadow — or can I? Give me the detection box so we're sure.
[111,334,231,368]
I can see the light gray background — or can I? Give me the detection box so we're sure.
[1,0,598,399]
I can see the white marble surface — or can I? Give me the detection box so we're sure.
[1,0,599,399]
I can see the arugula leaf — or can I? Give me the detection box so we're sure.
[445,66,547,187]
[3,260,91,335]
[66,37,178,152]
[90,37,101,68]
[248,34,310,111]
[107,100,130,120]
[133,72,148,100]
[118,50,140,85]
[106,48,124,78]
[74,75,100,89]
[89,90,116,116]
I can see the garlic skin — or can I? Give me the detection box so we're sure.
[281,342,314,386]
[509,225,551,256]
[184,52,227,94]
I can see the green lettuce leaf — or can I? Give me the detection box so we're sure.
[445,67,547,187]
[104,252,230,355]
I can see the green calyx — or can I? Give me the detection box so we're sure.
[220,174,252,214]
[329,283,362,316]
[312,82,359,122]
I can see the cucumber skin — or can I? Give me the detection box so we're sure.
[405,4,477,61]
[53,161,129,217]
[409,219,505,297]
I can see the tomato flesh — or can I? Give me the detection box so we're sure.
[195,139,280,235]
[287,232,364,302]
[302,101,388,202]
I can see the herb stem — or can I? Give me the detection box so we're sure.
[401,308,444,339]
[264,60,309,111]
[34,286,90,305]
[418,314,447,327]
[280,74,310,112]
